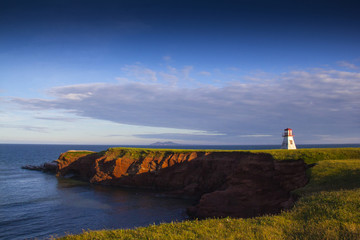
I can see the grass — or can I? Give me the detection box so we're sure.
[60,151,96,159]
[57,148,360,240]
[62,147,360,164]
[257,148,360,164]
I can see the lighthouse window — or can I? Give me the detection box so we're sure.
[290,140,293,144]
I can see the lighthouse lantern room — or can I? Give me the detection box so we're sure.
[281,128,297,149]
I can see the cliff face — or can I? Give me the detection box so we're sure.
[55,148,308,218]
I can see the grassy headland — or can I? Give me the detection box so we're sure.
[58,148,360,240]
[61,147,360,163]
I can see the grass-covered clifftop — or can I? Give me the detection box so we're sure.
[257,148,360,164]
[58,148,360,240]
[60,147,360,164]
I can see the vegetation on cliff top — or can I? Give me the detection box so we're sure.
[57,148,360,240]
[258,148,360,164]
[61,147,360,163]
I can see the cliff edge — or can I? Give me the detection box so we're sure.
[53,148,309,218]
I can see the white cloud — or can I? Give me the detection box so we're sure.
[227,67,240,71]
[238,135,273,137]
[163,55,171,61]
[337,61,358,70]
[0,124,49,133]
[116,77,130,83]
[198,71,211,76]
[167,65,177,74]
[158,72,178,85]
[118,64,198,86]
[181,66,194,81]
[10,66,360,144]
[121,64,158,82]
[35,116,79,122]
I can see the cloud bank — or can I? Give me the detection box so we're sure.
[12,65,360,143]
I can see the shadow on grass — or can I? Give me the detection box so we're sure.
[298,160,360,194]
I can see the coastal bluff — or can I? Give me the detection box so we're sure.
[27,148,309,218]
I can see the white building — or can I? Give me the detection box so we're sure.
[281,128,297,149]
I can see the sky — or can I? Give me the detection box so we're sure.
[0,0,359,145]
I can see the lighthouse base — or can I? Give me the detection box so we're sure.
[281,136,296,149]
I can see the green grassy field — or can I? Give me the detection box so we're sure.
[57,148,360,240]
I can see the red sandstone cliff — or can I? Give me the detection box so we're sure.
[54,148,309,219]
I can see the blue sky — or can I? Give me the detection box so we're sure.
[1,0,359,145]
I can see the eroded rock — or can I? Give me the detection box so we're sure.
[22,161,58,173]
[50,148,309,218]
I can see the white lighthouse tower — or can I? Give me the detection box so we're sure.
[281,128,297,149]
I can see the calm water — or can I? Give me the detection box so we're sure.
[1,143,359,239]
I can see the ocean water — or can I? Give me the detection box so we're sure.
[1,143,359,239]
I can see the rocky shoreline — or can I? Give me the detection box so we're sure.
[23,148,310,219]
[22,161,57,172]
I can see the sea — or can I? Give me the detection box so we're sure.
[1,143,359,239]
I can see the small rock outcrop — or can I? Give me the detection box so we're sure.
[22,161,58,173]
[50,148,309,218]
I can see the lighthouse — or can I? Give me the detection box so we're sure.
[281,128,297,149]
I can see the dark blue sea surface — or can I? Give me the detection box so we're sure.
[0,143,359,239]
